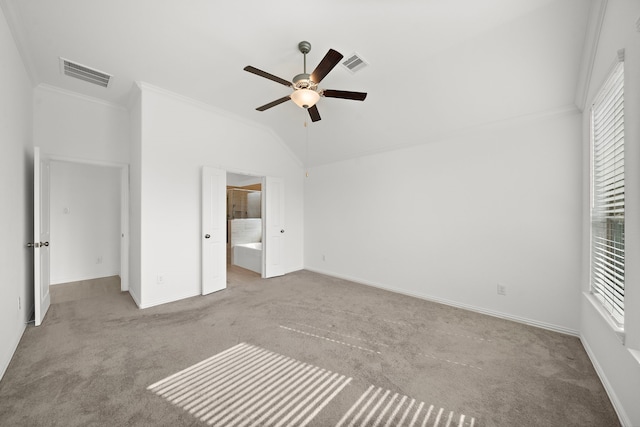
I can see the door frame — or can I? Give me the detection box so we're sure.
[224,169,267,277]
[209,168,284,280]
[48,155,130,291]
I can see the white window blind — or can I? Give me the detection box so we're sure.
[590,57,625,326]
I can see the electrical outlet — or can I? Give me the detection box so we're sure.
[157,275,164,285]
[96,256,103,264]
[322,254,326,261]
[497,284,507,296]
[18,297,21,310]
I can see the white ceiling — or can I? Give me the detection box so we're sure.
[2,0,592,167]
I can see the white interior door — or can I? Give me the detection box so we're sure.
[120,166,129,291]
[34,147,51,326]
[263,176,284,278]
[202,166,227,295]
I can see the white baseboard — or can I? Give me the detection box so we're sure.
[0,322,26,382]
[51,271,121,285]
[304,267,579,337]
[580,335,630,427]
[128,286,141,308]
[138,291,201,309]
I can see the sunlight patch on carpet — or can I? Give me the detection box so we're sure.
[336,385,476,427]
[147,342,351,427]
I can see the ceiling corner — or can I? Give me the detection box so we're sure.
[0,0,40,86]
[574,0,608,111]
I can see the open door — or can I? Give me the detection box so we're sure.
[33,147,51,326]
[120,166,130,291]
[263,176,285,278]
[202,166,227,295]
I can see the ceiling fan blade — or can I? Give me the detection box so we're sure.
[256,95,291,111]
[244,66,292,87]
[310,49,344,84]
[308,105,321,122]
[322,89,367,101]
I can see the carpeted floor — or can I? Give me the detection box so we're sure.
[0,268,620,426]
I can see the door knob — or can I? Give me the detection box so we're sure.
[280,229,285,233]
[205,234,211,239]
[26,243,34,248]
[41,242,49,247]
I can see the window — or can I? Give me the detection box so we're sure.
[590,54,625,326]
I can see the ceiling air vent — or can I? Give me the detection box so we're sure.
[341,52,368,74]
[59,57,112,88]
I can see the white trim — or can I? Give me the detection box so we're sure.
[128,287,141,308]
[35,83,127,111]
[580,335,631,427]
[591,53,625,108]
[584,292,625,343]
[575,0,609,111]
[305,267,580,337]
[48,154,128,169]
[50,273,121,286]
[138,291,201,310]
[120,166,130,292]
[0,322,26,381]
[135,81,304,168]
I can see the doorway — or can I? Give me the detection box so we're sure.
[227,172,263,275]
[33,149,129,326]
[201,167,285,295]
[48,157,129,291]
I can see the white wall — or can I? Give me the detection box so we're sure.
[33,84,130,164]
[579,1,640,426]
[0,4,33,380]
[133,83,304,308]
[305,111,583,334]
[49,161,120,284]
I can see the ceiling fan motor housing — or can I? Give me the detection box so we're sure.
[293,73,317,90]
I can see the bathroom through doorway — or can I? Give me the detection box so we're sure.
[227,172,263,275]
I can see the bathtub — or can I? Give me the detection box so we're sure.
[233,242,262,274]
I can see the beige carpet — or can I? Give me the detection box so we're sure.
[0,268,619,426]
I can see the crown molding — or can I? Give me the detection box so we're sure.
[35,83,128,112]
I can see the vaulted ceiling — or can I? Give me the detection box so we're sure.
[2,0,592,167]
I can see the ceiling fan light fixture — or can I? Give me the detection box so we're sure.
[290,89,320,109]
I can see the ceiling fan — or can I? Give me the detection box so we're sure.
[243,41,367,122]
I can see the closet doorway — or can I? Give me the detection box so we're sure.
[49,157,129,291]
[34,150,129,325]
